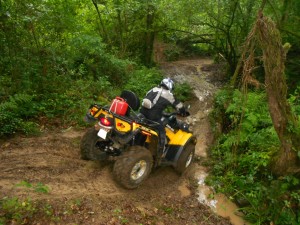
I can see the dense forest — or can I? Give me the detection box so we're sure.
[1,0,300,224]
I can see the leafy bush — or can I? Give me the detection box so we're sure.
[289,86,300,117]
[124,67,163,99]
[0,77,113,137]
[208,88,300,224]
[164,47,181,61]
[173,81,193,102]
[68,34,133,87]
[0,94,39,137]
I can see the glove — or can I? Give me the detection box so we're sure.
[178,107,190,117]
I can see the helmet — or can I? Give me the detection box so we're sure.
[160,77,174,91]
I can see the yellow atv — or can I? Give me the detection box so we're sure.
[80,91,196,189]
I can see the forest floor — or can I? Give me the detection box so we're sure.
[0,58,233,225]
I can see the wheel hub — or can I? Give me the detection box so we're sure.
[130,160,147,180]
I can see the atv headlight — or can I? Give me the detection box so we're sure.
[179,122,189,132]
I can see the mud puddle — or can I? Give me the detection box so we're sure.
[196,169,250,225]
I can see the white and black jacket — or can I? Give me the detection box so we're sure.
[140,86,184,122]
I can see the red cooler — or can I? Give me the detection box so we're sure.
[109,97,129,116]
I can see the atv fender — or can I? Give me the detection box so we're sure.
[170,136,196,167]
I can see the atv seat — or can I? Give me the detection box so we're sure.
[136,113,161,130]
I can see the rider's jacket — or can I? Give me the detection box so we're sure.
[140,86,184,122]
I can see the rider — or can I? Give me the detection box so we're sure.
[140,77,187,156]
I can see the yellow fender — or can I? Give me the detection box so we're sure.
[166,128,193,147]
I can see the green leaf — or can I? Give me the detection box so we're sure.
[15,181,33,188]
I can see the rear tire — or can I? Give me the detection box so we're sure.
[113,146,153,189]
[80,128,108,160]
[174,141,195,174]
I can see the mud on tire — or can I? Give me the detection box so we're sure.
[113,146,153,189]
[80,128,108,160]
[174,141,195,174]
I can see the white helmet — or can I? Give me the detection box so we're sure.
[161,77,174,91]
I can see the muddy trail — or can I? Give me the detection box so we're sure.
[0,58,233,225]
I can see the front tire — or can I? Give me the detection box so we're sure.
[80,128,108,161]
[113,146,153,189]
[174,141,195,174]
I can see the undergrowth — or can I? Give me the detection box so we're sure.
[0,65,167,137]
[0,196,85,225]
[208,88,300,225]
[0,181,87,225]
[0,59,192,138]
[0,26,172,137]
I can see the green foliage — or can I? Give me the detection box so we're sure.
[0,196,62,224]
[0,0,148,136]
[289,86,300,117]
[36,78,112,127]
[0,94,39,137]
[164,47,181,61]
[208,88,300,224]
[67,34,133,86]
[15,181,50,194]
[173,82,193,102]
[0,197,37,225]
[0,84,94,137]
[124,67,163,99]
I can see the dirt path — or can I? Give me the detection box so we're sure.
[0,58,232,225]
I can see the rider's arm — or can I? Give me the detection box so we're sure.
[173,99,184,111]
[161,89,186,115]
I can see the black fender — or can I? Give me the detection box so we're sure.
[165,136,197,166]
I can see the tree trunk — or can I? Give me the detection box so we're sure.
[91,0,109,42]
[256,13,300,175]
[143,2,155,67]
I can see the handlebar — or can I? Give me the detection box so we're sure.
[162,110,190,117]
[162,111,178,117]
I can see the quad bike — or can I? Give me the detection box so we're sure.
[80,90,196,189]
